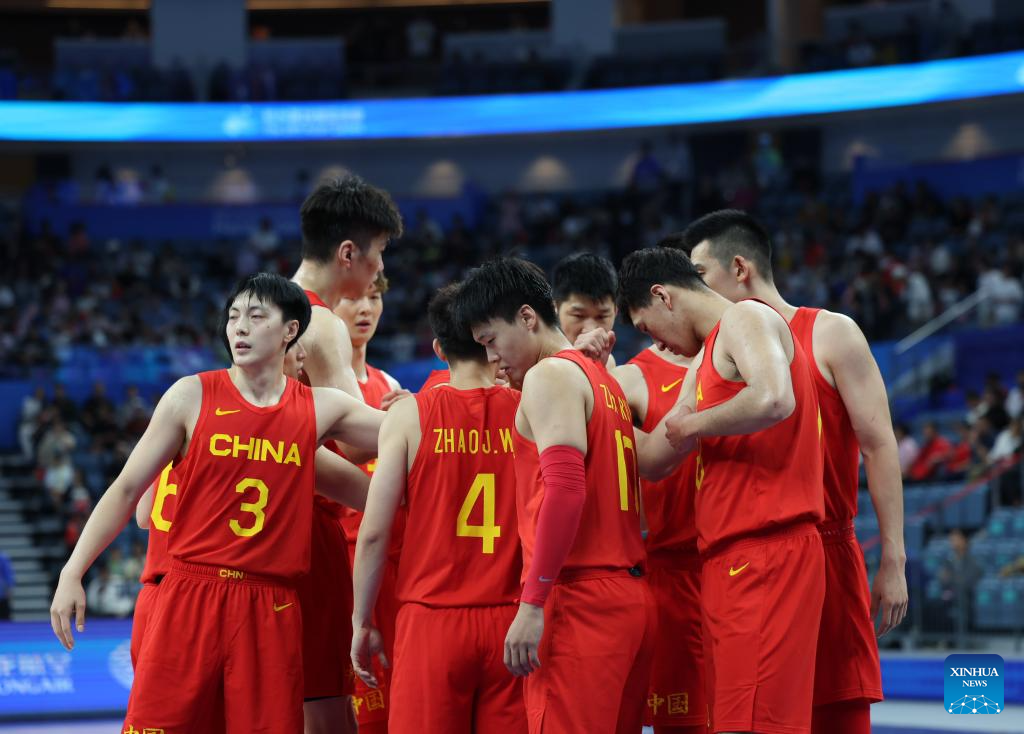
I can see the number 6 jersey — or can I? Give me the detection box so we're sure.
[396,384,522,607]
[168,370,318,580]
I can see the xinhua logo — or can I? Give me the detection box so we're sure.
[944,654,1003,714]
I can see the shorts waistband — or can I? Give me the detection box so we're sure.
[817,519,856,545]
[646,546,701,571]
[169,560,292,588]
[701,521,819,560]
[557,565,645,583]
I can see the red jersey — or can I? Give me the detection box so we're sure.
[789,308,860,523]
[420,369,450,391]
[169,370,318,579]
[694,304,824,553]
[514,349,646,577]
[397,385,522,606]
[627,349,697,552]
[139,462,178,583]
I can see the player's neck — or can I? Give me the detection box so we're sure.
[350,342,368,382]
[745,282,796,320]
[292,262,344,309]
[449,361,495,390]
[227,363,288,407]
[649,343,691,368]
[536,327,573,361]
[694,291,730,340]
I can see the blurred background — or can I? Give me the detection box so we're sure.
[0,0,1022,730]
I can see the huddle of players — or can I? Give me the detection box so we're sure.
[49,172,908,734]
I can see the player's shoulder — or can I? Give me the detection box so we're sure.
[721,299,784,334]
[524,355,590,395]
[612,361,644,391]
[379,369,402,391]
[163,374,203,406]
[812,308,870,357]
[382,389,420,431]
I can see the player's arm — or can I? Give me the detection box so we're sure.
[50,376,198,651]
[611,363,647,423]
[637,360,702,479]
[301,310,376,462]
[135,483,155,529]
[379,369,413,411]
[314,387,386,453]
[351,397,416,687]
[822,312,908,636]
[506,359,589,677]
[684,303,794,438]
[314,447,369,511]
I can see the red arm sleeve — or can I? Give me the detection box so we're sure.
[520,445,586,607]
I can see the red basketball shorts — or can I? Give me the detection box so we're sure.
[130,581,160,669]
[813,521,883,707]
[702,523,825,734]
[389,602,525,734]
[124,561,303,734]
[351,553,401,727]
[643,548,706,728]
[525,571,656,734]
[298,505,355,699]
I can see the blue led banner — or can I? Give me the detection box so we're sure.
[0,620,131,720]
[1,51,1022,142]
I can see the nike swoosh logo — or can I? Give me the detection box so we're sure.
[661,378,683,393]
[273,603,293,612]
[729,562,750,577]
[215,408,241,416]
[538,576,555,583]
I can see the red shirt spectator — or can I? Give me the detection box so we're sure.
[910,422,953,481]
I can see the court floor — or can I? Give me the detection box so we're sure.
[1,701,1022,734]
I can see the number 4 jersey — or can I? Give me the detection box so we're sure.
[168,370,319,580]
[396,384,522,607]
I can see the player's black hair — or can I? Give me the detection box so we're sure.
[428,283,488,364]
[654,231,688,250]
[617,247,707,321]
[220,272,312,358]
[300,175,403,263]
[551,252,618,305]
[455,257,558,329]
[681,209,774,281]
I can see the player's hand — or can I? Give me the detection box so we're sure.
[351,623,388,688]
[504,602,544,677]
[665,404,698,454]
[50,572,86,651]
[573,328,615,365]
[379,389,413,411]
[871,555,908,637]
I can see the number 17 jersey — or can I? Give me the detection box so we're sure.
[396,384,522,607]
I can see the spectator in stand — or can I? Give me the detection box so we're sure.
[117,385,150,435]
[989,418,1022,466]
[86,564,135,618]
[50,384,78,423]
[630,139,664,193]
[1008,370,1024,419]
[981,386,1010,433]
[17,386,45,459]
[909,421,953,482]
[895,422,920,477]
[249,216,280,259]
[936,529,980,638]
[945,421,973,478]
[147,164,173,203]
[64,499,90,550]
[845,21,877,67]
[0,550,14,621]
[979,262,1024,325]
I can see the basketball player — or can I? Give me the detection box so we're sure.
[613,250,705,734]
[335,271,409,732]
[292,175,403,733]
[619,247,826,734]
[456,257,677,734]
[51,273,385,733]
[684,210,906,734]
[352,283,526,733]
[553,252,619,367]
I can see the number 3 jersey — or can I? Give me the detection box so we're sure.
[396,384,522,607]
[168,369,318,580]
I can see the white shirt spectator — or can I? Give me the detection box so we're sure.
[980,267,1024,324]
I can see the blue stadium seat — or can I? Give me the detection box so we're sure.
[999,578,1024,628]
[1011,510,1024,538]
[974,577,1003,630]
[943,483,989,530]
[986,509,1015,539]
[905,517,926,554]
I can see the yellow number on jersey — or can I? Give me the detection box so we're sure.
[150,462,177,532]
[456,473,501,554]
[229,478,269,538]
[615,429,640,512]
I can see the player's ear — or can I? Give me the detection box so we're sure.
[518,304,537,331]
[432,338,447,363]
[336,240,356,268]
[733,255,750,284]
[651,284,671,309]
[283,319,299,346]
